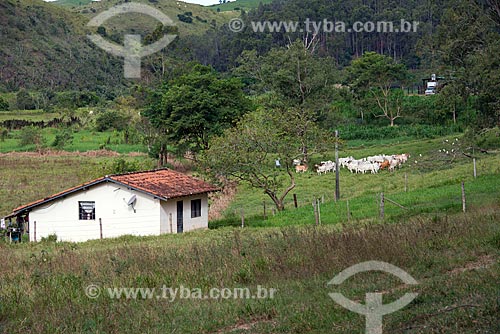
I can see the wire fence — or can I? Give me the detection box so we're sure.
[215,173,499,228]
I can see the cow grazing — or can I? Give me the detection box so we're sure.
[295,164,308,173]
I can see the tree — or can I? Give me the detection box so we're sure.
[234,41,337,161]
[16,89,36,110]
[0,96,9,111]
[145,64,252,155]
[202,108,331,211]
[347,52,409,126]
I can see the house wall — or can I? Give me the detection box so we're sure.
[28,183,160,242]
[161,195,209,234]
[27,183,210,242]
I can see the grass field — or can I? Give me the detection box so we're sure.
[0,134,499,333]
[208,0,274,12]
[0,208,498,333]
[0,128,147,154]
[213,135,500,227]
[0,111,59,122]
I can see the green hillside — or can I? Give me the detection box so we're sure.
[208,0,274,12]
[0,0,125,92]
[53,0,235,35]
[0,0,234,92]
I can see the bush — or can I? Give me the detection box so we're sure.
[95,110,130,132]
[16,89,36,110]
[18,126,44,147]
[51,129,74,149]
[0,96,9,111]
[0,127,8,141]
[41,233,57,242]
[111,158,140,174]
[177,14,193,23]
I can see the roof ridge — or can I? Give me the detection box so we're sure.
[108,167,172,178]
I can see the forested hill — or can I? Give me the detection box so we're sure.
[0,0,126,92]
[191,0,455,71]
[1,0,498,96]
[0,0,234,93]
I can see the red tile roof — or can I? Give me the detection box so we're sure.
[110,169,219,200]
[6,169,219,218]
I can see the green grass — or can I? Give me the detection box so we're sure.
[0,111,59,122]
[0,134,498,333]
[208,0,274,12]
[0,128,147,154]
[0,208,498,333]
[212,135,500,227]
[54,0,236,36]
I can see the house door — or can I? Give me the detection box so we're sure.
[176,200,183,233]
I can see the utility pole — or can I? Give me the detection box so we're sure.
[335,130,340,201]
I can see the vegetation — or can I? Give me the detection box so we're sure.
[1,0,499,333]
[145,64,252,154]
[203,108,331,211]
[0,207,498,333]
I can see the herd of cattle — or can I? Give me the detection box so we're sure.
[294,154,410,174]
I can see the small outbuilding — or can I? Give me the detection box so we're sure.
[3,169,219,242]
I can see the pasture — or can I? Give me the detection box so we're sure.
[0,134,498,333]
[0,128,147,154]
[213,135,500,227]
[0,207,498,333]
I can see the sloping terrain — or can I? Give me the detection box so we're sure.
[0,0,234,92]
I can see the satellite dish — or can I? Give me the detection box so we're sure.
[126,195,137,213]
[127,195,137,206]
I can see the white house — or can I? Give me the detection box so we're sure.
[3,169,219,242]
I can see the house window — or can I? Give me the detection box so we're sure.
[191,199,201,218]
[79,201,95,220]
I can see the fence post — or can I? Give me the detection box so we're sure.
[169,213,173,233]
[293,194,298,208]
[335,130,340,201]
[263,201,267,220]
[380,193,385,219]
[240,208,245,228]
[34,220,36,242]
[473,158,477,179]
[99,218,103,239]
[317,199,321,225]
[461,182,466,213]
[404,173,408,192]
[313,201,319,225]
[346,200,350,223]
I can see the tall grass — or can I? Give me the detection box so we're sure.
[0,209,498,333]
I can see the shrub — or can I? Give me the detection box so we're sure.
[95,110,130,132]
[111,158,140,174]
[0,96,9,111]
[51,129,74,149]
[41,233,57,242]
[16,89,36,110]
[177,14,193,23]
[0,127,8,141]
[18,126,44,147]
